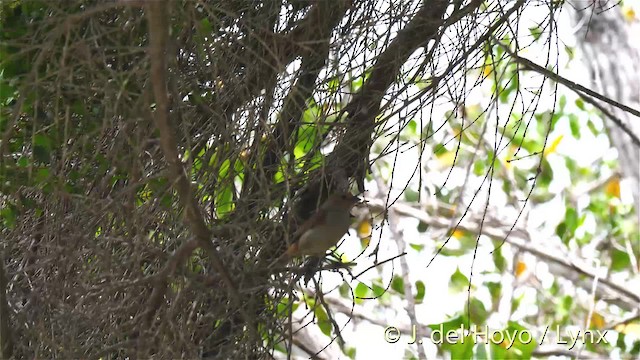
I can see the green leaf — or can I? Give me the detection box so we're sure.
[219,158,231,178]
[469,298,488,325]
[71,100,88,116]
[504,321,536,358]
[433,143,448,156]
[404,188,419,202]
[448,335,474,359]
[558,94,567,110]
[199,18,213,34]
[400,119,418,141]
[565,207,578,234]
[417,222,428,233]
[33,146,51,164]
[407,119,417,134]
[538,159,554,187]
[476,343,489,360]
[565,44,575,60]
[33,133,52,163]
[587,119,599,136]
[487,282,502,305]
[0,81,16,104]
[415,77,433,91]
[215,186,234,218]
[294,114,320,159]
[415,280,425,304]
[355,282,371,299]
[502,178,512,197]
[529,25,543,41]
[327,76,340,93]
[575,98,585,111]
[391,276,405,295]
[314,306,332,337]
[276,297,298,317]
[427,315,467,334]
[33,133,51,148]
[16,155,28,167]
[556,295,573,320]
[273,168,285,183]
[350,75,364,92]
[564,157,577,173]
[409,243,425,251]
[34,167,50,185]
[569,114,581,139]
[492,244,507,272]
[439,247,469,257]
[345,347,356,359]
[1,203,17,229]
[403,349,418,360]
[339,283,350,298]
[473,159,485,176]
[273,342,287,354]
[611,248,631,272]
[372,283,387,298]
[449,268,469,292]
[511,292,523,314]
[555,222,568,243]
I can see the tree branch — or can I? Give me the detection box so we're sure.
[495,40,640,148]
[144,0,256,339]
[365,198,640,311]
[0,253,14,359]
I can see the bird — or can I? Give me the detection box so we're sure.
[269,192,361,268]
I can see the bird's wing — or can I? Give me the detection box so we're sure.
[282,208,328,257]
[284,241,300,257]
[292,208,327,238]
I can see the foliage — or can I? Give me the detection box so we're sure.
[0,0,638,359]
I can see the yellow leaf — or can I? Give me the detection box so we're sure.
[604,175,621,198]
[451,126,462,139]
[357,220,372,238]
[590,312,605,329]
[452,229,465,239]
[615,322,640,336]
[438,205,456,218]
[515,261,527,278]
[239,149,250,161]
[622,6,636,22]
[502,145,517,170]
[504,159,512,171]
[482,64,493,77]
[462,104,482,119]
[360,236,371,248]
[436,151,456,166]
[544,135,563,156]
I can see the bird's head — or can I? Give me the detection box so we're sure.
[324,192,361,210]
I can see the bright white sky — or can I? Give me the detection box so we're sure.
[282,2,639,359]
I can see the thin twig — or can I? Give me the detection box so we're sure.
[144,0,256,340]
[496,40,640,147]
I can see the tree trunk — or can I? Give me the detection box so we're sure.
[569,0,640,215]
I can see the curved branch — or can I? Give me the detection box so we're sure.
[365,198,640,311]
[0,253,13,359]
[496,41,640,148]
[144,1,255,338]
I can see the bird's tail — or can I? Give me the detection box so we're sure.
[267,253,289,269]
[268,242,299,269]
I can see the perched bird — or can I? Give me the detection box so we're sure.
[269,192,360,268]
